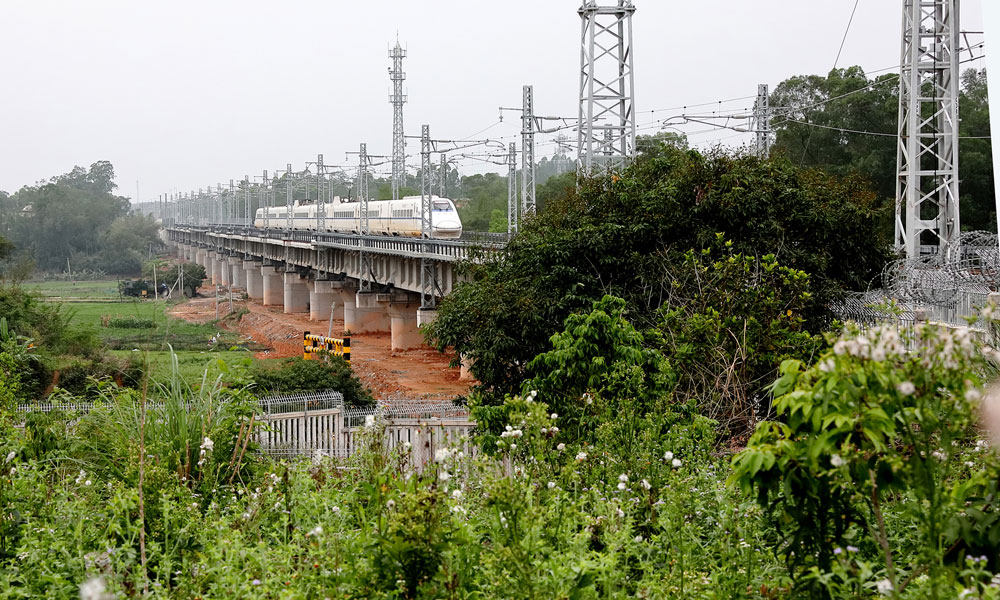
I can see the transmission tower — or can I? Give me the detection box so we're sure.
[895,0,961,259]
[508,142,518,235]
[317,154,325,231]
[390,40,407,200]
[522,85,537,216]
[752,83,772,158]
[577,0,637,173]
[285,164,293,231]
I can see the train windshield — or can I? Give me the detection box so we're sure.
[433,200,451,211]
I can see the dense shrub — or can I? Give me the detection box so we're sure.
[250,357,373,407]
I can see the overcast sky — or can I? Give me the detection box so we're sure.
[0,0,986,203]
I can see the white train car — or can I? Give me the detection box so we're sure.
[253,195,462,239]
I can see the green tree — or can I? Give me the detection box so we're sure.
[427,147,889,404]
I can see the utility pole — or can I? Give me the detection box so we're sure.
[262,171,270,229]
[390,40,407,200]
[317,153,325,231]
[420,125,436,308]
[752,83,772,158]
[522,85,536,217]
[244,176,251,227]
[577,0,637,173]
[508,142,518,235]
[439,153,448,197]
[895,0,961,259]
[229,180,235,224]
[359,143,373,293]
[285,163,293,231]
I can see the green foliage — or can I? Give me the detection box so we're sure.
[648,240,823,435]
[487,208,508,233]
[250,357,373,407]
[428,146,889,409]
[772,66,993,231]
[522,295,674,443]
[732,322,997,595]
[456,172,508,232]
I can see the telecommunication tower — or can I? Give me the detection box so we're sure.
[752,84,772,158]
[420,125,436,308]
[577,0,637,173]
[389,41,407,200]
[895,0,961,259]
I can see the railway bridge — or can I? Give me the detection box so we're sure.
[167,224,506,350]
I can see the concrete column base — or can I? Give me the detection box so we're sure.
[196,250,208,270]
[244,261,263,300]
[283,272,309,314]
[229,259,245,289]
[309,280,340,322]
[218,256,231,287]
[261,266,284,307]
[352,291,390,334]
[337,287,359,335]
[460,354,475,381]
[388,303,424,351]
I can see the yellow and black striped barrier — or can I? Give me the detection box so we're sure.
[303,332,351,364]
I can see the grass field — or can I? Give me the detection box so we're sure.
[28,280,125,300]
[34,280,266,384]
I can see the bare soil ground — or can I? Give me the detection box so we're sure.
[167,286,471,402]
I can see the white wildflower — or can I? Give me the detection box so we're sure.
[818,359,835,373]
[966,388,982,403]
[364,414,375,428]
[85,480,92,486]
[634,535,644,543]
[439,470,452,481]
[616,508,625,518]
[663,451,674,461]
[640,479,651,490]
[617,482,627,491]
[307,525,323,537]
[434,448,452,463]
[331,506,341,514]
[831,454,846,468]
[550,426,559,433]
[897,381,915,396]
[387,499,396,509]
[575,451,588,462]
[932,450,946,461]
[200,437,214,453]
[451,489,463,500]
[557,443,565,451]
[402,441,412,451]
[875,579,894,595]
[529,390,537,400]
[833,341,848,356]
[547,481,556,489]
[550,413,558,420]
[505,425,513,432]
[671,458,682,468]
[4,451,14,464]
[509,443,517,451]
[79,577,107,600]
[619,474,629,483]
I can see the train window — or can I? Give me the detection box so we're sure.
[433,201,450,211]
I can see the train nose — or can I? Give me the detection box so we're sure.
[432,220,462,237]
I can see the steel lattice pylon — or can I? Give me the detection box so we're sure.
[577,0,637,173]
[389,41,407,201]
[508,142,518,235]
[359,143,373,293]
[419,125,437,308]
[895,0,962,260]
[521,85,536,216]
[752,83,772,158]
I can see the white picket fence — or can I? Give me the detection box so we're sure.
[257,403,477,469]
[16,391,476,468]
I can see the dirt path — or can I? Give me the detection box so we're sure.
[167,287,471,402]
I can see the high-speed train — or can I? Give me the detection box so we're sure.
[253,195,463,239]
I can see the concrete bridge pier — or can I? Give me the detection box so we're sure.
[244,261,263,300]
[387,296,425,351]
[261,266,284,307]
[229,258,245,289]
[283,272,309,314]
[352,291,390,334]
[309,280,341,322]
[195,248,208,271]
[218,254,232,287]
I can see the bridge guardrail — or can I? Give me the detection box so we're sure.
[168,225,507,262]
